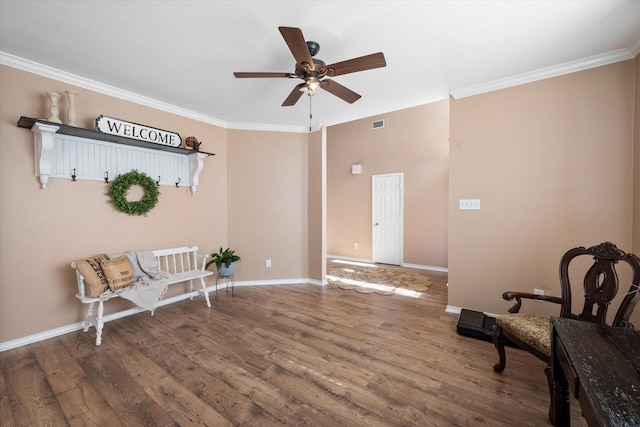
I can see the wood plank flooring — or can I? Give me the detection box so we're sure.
[1,270,588,426]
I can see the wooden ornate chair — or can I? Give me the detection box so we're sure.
[492,242,640,424]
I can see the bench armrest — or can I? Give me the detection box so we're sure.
[195,253,209,271]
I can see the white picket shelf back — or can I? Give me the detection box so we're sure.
[19,117,213,195]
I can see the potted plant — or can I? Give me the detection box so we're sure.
[205,247,241,277]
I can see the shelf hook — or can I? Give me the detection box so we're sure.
[104,171,109,183]
[71,168,76,182]
[175,177,181,187]
[156,176,161,187]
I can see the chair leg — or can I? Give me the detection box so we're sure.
[492,325,507,372]
[544,365,555,425]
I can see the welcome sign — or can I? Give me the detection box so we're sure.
[95,115,181,147]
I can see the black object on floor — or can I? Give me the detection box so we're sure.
[456,309,497,343]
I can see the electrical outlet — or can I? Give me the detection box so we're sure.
[265,259,271,268]
[533,288,544,302]
[354,241,359,249]
[459,199,481,210]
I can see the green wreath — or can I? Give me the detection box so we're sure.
[108,170,159,216]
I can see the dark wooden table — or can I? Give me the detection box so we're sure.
[551,317,640,426]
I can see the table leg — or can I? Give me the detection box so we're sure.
[552,329,571,426]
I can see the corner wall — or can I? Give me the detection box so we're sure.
[307,128,326,282]
[227,129,310,282]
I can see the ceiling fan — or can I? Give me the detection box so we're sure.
[234,26,386,106]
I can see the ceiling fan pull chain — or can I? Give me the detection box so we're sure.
[309,94,313,132]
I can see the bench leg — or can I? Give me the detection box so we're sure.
[200,277,211,307]
[95,300,104,346]
[84,301,95,332]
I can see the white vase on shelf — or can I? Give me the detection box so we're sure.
[45,92,62,123]
[65,90,78,127]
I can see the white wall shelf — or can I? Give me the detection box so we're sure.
[17,116,214,195]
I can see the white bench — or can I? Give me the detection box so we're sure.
[71,246,212,346]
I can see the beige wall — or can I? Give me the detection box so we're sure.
[326,100,450,268]
[449,60,637,323]
[227,129,309,281]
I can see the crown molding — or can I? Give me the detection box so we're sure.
[450,48,636,100]
[0,52,307,133]
[226,120,310,133]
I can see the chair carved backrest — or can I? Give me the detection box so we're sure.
[558,241,640,328]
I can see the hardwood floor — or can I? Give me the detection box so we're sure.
[1,269,587,426]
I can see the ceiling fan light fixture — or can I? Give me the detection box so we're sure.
[305,78,319,96]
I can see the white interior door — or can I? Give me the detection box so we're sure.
[372,173,403,265]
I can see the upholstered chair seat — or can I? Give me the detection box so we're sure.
[496,314,551,357]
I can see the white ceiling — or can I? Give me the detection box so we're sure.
[1,1,639,132]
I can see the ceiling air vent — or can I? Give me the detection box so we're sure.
[372,119,385,129]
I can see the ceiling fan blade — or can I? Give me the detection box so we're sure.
[320,79,361,104]
[282,83,306,106]
[279,26,314,69]
[323,52,386,77]
[234,72,294,78]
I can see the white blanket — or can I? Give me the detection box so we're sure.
[117,251,171,314]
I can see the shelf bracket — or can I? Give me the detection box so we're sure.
[188,152,207,196]
[31,122,60,189]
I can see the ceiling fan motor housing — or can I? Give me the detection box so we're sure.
[306,41,320,56]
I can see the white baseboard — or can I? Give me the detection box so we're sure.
[233,278,312,287]
[0,322,87,352]
[445,305,462,315]
[445,305,500,318]
[327,255,448,273]
[307,278,328,286]
[401,262,448,273]
[326,254,374,264]
[0,279,316,352]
